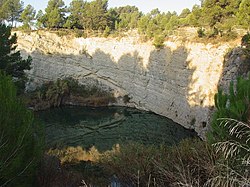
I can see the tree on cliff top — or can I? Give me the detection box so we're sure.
[43,0,66,28]
[64,0,86,29]
[237,0,250,30]
[0,23,31,93]
[0,0,23,27]
[20,4,36,30]
[201,0,242,35]
[81,0,109,30]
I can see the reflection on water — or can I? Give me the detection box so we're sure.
[37,106,197,151]
[36,106,197,186]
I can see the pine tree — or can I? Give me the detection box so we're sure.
[64,0,85,29]
[36,10,46,28]
[44,0,66,28]
[188,5,202,27]
[114,5,141,31]
[107,8,119,30]
[179,8,191,18]
[237,0,250,30]
[20,4,36,30]
[1,0,23,27]
[0,72,43,186]
[0,24,31,93]
[208,76,250,143]
[201,0,241,35]
[82,0,109,30]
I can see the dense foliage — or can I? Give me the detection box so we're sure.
[208,76,250,142]
[20,4,36,30]
[209,119,250,186]
[0,22,43,187]
[0,73,43,187]
[27,78,115,110]
[0,0,249,40]
[209,32,250,142]
[0,0,23,26]
[0,23,31,93]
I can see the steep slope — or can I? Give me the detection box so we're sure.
[16,30,239,138]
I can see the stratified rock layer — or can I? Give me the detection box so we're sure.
[16,30,236,138]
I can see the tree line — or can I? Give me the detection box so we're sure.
[0,0,250,39]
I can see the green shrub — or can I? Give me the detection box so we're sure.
[0,73,43,186]
[208,76,250,143]
[73,28,86,38]
[153,35,165,49]
[222,31,238,41]
[207,75,250,186]
[241,32,250,49]
[65,78,113,98]
[27,78,115,108]
[55,29,72,37]
[207,119,250,187]
[103,26,111,38]
[197,27,206,38]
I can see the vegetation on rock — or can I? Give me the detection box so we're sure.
[0,0,249,41]
[20,4,36,30]
[0,0,23,27]
[0,0,249,186]
[27,78,115,110]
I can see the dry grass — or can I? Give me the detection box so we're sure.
[206,118,250,187]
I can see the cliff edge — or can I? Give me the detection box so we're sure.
[16,30,241,138]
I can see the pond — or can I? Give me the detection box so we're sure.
[36,106,197,186]
[37,106,197,151]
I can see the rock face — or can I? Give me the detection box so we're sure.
[16,30,237,138]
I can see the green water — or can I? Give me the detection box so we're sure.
[37,106,197,151]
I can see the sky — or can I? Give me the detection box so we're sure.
[22,0,201,14]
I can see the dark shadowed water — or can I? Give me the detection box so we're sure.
[36,106,197,186]
[37,106,197,151]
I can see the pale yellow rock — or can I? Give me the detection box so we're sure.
[16,30,239,138]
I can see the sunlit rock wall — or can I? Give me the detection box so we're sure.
[16,30,234,138]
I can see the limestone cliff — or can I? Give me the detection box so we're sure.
[16,30,240,138]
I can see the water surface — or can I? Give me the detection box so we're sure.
[37,106,197,151]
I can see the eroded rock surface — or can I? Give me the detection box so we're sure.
[16,30,239,138]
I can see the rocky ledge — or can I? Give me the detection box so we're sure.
[16,30,241,138]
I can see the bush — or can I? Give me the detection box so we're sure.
[241,32,250,49]
[0,73,43,186]
[103,26,111,38]
[73,28,86,38]
[153,35,165,49]
[207,75,250,186]
[222,31,238,41]
[207,119,250,187]
[155,139,217,187]
[27,78,115,109]
[197,27,206,38]
[100,139,216,187]
[100,143,163,186]
[208,76,250,143]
